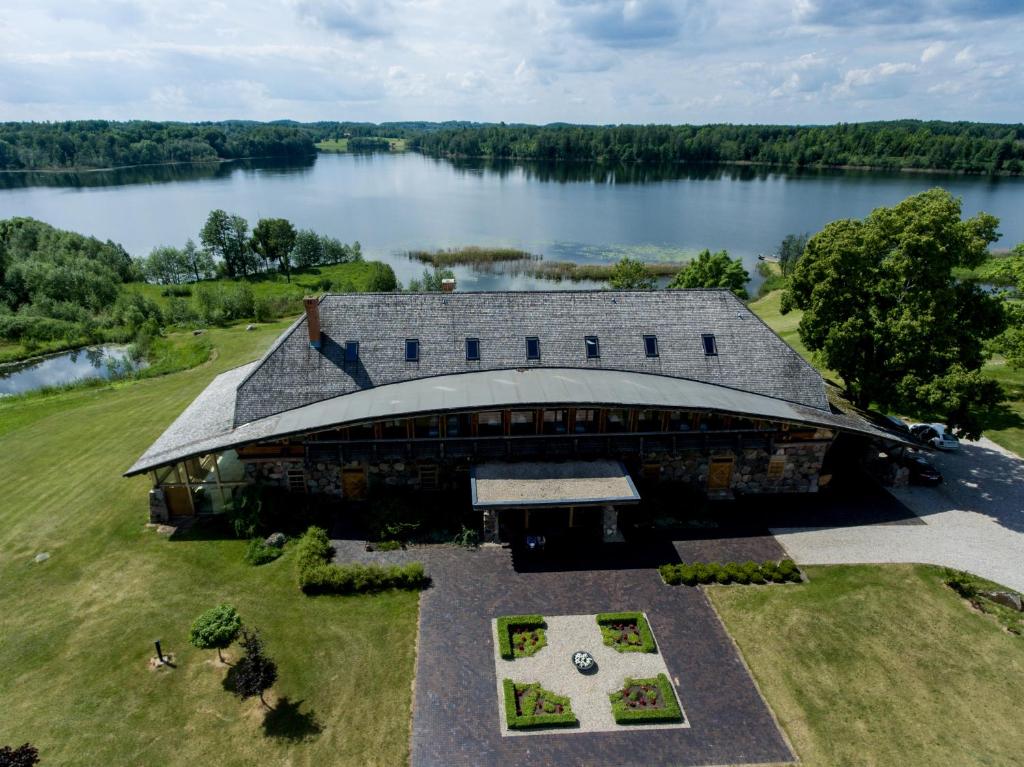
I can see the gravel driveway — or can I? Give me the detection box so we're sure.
[772,437,1024,592]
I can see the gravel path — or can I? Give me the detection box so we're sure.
[773,437,1024,592]
[492,614,687,736]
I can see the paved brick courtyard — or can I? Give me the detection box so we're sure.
[407,543,795,767]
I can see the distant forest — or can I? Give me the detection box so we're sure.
[1,119,1023,174]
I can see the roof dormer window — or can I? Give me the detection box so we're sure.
[526,337,541,360]
[344,341,359,363]
[644,335,658,357]
[405,338,419,362]
[466,337,480,361]
[701,333,718,356]
[585,336,600,359]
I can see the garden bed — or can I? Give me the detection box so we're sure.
[496,614,548,659]
[609,673,684,725]
[595,611,656,653]
[660,559,803,586]
[502,680,577,729]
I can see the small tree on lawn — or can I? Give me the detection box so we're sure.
[232,628,278,710]
[189,604,242,663]
[0,743,40,767]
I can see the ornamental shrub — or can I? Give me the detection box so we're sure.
[189,604,242,662]
[678,564,698,586]
[658,564,680,585]
[714,568,731,585]
[295,527,429,595]
[245,538,283,566]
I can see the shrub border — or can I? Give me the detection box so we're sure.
[496,615,547,660]
[659,559,803,587]
[595,611,657,653]
[502,679,578,729]
[609,673,684,725]
[295,526,429,595]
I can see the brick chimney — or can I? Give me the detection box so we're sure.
[441,277,456,293]
[303,296,322,349]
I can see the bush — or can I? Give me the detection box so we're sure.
[496,615,546,660]
[0,744,40,767]
[658,564,681,585]
[295,527,429,595]
[596,611,656,653]
[502,680,577,729]
[245,538,284,566]
[944,568,980,601]
[660,559,803,587]
[374,540,403,552]
[714,567,731,585]
[609,674,684,725]
[226,488,262,539]
[189,604,242,662]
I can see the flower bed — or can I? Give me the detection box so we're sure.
[502,680,577,729]
[659,559,803,586]
[595,611,656,653]
[496,615,547,659]
[609,673,683,725]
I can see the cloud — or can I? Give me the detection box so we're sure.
[557,0,712,49]
[291,0,396,39]
[799,0,1024,26]
[920,42,945,62]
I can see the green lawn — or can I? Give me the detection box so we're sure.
[749,290,1024,457]
[0,323,419,766]
[709,565,1024,767]
[316,138,407,152]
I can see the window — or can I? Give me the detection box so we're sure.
[381,419,408,439]
[525,336,540,360]
[413,415,440,438]
[644,335,659,357]
[466,337,480,361]
[543,409,567,434]
[347,422,374,440]
[585,336,600,359]
[344,340,359,363]
[606,409,629,433]
[405,338,419,362]
[574,408,598,433]
[701,333,717,356]
[478,411,504,437]
[510,410,536,435]
[637,409,661,431]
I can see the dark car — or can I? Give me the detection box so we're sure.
[898,453,943,486]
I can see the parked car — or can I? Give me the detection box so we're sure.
[897,452,943,486]
[909,423,960,451]
[881,414,911,435]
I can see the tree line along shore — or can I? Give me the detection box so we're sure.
[2,119,1022,174]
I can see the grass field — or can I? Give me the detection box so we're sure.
[710,564,1024,767]
[749,289,1024,457]
[316,138,407,152]
[0,323,419,767]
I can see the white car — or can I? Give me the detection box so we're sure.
[909,423,960,451]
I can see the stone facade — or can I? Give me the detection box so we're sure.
[647,442,829,494]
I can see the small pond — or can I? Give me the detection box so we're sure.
[0,345,141,396]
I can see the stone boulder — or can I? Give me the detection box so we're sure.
[984,590,1023,611]
[264,532,286,549]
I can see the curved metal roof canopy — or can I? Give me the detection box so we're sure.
[126,365,900,477]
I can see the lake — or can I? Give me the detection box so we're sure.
[1,153,1022,291]
[0,345,140,395]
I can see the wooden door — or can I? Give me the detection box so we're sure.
[341,468,368,500]
[707,457,734,491]
[164,485,194,517]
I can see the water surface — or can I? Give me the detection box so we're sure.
[0,345,139,395]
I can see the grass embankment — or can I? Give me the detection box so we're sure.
[710,564,1024,767]
[407,246,539,267]
[316,138,407,152]
[749,289,1024,456]
[0,323,419,766]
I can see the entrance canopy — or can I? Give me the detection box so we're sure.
[470,460,641,509]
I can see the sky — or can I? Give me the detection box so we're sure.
[0,0,1021,124]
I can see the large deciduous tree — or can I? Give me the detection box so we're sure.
[668,249,749,298]
[231,628,278,709]
[782,188,1005,436]
[200,210,253,278]
[608,256,656,290]
[251,218,297,282]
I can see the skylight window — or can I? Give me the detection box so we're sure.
[344,341,359,363]
[526,336,541,360]
[466,337,480,361]
[701,333,718,356]
[585,336,600,359]
[643,335,658,358]
[405,338,419,362]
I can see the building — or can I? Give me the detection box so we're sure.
[126,289,900,542]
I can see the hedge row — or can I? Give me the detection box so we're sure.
[503,679,577,729]
[595,611,656,653]
[610,673,684,725]
[496,615,546,660]
[659,559,802,586]
[296,526,430,595]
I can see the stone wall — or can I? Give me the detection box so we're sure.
[644,442,829,494]
[243,459,344,496]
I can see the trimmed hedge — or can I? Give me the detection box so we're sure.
[496,615,546,660]
[295,526,430,595]
[595,611,656,653]
[610,673,684,725]
[659,559,803,587]
[245,538,283,566]
[503,679,577,729]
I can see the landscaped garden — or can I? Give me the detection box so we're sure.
[609,673,683,725]
[502,680,577,729]
[496,615,548,660]
[596,611,656,653]
[660,559,803,586]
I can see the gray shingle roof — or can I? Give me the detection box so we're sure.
[233,289,828,426]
